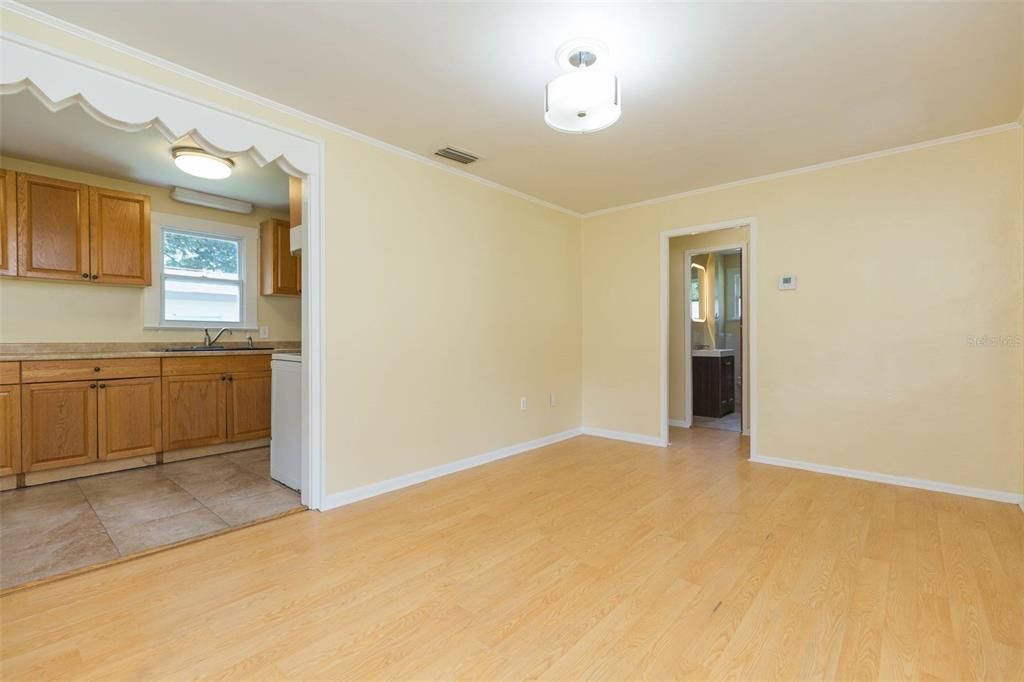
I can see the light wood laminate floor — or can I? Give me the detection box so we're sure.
[1,428,1021,680]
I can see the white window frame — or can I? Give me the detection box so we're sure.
[144,211,259,330]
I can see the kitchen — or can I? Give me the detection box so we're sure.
[0,89,306,590]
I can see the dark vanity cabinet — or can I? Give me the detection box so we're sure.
[692,355,735,418]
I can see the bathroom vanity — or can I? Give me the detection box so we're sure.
[692,349,736,418]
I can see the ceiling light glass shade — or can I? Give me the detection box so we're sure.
[545,70,620,134]
[172,148,234,179]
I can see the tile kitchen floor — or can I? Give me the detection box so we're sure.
[0,449,302,590]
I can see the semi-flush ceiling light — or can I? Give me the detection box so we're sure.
[172,147,234,179]
[545,39,620,134]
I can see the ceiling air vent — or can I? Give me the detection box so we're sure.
[435,146,479,165]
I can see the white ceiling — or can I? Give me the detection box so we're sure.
[20,1,1024,214]
[0,90,289,210]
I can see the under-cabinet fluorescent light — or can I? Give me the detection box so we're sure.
[169,187,253,214]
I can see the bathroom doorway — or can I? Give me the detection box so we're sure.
[686,247,744,432]
[660,219,754,445]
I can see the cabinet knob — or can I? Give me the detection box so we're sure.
[81,273,89,279]
[91,274,99,280]
[99,384,106,389]
[227,376,234,382]
[89,383,97,389]
[221,376,227,381]
[94,367,101,372]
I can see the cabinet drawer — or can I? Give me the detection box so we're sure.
[0,362,19,385]
[161,354,271,377]
[21,358,161,383]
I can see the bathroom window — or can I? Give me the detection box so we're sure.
[143,212,258,329]
[727,269,742,321]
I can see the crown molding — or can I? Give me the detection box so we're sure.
[4,0,1019,222]
[0,0,581,218]
[583,121,1021,218]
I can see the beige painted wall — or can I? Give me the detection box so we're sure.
[0,156,301,343]
[584,128,1024,495]
[0,9,583,496]
[4,9,1020,499]
[668,227,750,429]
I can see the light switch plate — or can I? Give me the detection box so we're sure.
[778,275,797,290]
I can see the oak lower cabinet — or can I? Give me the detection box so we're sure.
[21,381,98,472]
[162,373,228,451]
[98,377,162,460]
[163,369,271,450]
[226,371,272,442]
[0,384,21,476]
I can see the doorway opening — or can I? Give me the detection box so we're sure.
[0,36,327,591]
[659,218,757,449]
[685,246,744,432]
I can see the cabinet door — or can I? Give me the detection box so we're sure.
[16,173,90,281]
[0,169,16,277]
[226,371,271,442]
[21,381,97,472]
[162,373,227,451]
[0,384,21,476]
[89,186,151,285]
[98,377,161,460]
[260,219,300,296]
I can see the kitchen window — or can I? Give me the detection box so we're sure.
[144,212,258,329]
[162,229,242,324]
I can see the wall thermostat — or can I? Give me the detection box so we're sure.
[778,275,797,290]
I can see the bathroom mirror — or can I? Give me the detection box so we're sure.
[690,262,707,322]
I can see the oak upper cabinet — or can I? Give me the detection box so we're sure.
[89,186,151,286]
[0,363,21,477]
[226,371,272,442]
[0,169,16,277]
[16,173,89,281]
[10,171,151,285]
[260,218,300,296]
[98,377,161,460]
[162,373,227,451]
[21,381,98,472]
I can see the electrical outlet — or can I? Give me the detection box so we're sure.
[520,397,528,411]
[259,326,269,338]
[549,392,556,407]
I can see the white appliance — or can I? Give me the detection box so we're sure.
[271,352,302,490]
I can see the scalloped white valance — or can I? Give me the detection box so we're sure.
[0,34,319,177]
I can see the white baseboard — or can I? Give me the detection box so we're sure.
[580,427,667,447]
[668,419,690,428]
[321,428,582,511]
[750,454,1024,506]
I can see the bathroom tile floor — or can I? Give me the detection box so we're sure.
[0,449,302,590]
[693,411,742,432]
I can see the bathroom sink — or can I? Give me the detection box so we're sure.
[692,348,736,357]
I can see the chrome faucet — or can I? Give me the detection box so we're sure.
[203,328,232,347]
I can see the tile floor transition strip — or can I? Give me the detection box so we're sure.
[0,506,307,597]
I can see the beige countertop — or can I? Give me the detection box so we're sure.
[0,342,301,362]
